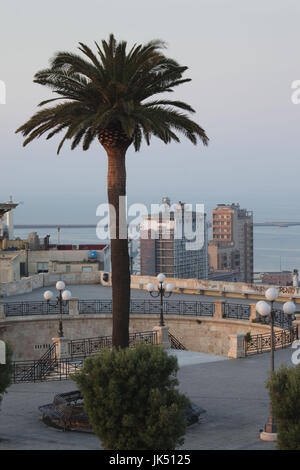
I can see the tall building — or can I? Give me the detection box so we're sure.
[139,198,208,280]
[208,203,253,283]
[0,201,18,242]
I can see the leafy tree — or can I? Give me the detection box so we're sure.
[266,364,300,450]
[16,35,208,348]
[72,344,190,450]
[0,343,13,407]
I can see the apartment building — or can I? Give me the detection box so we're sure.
[208,203,253,283]
[139,198,208,280]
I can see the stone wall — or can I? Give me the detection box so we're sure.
[130,316,273,356]
[0,271,101,297]
[1,270,300,301]
[0,315,113,360]
[0,312,275,361]
[43,271,101,286]
[26,250,104,276]
[0,273,44,297]
[0,253,22,283]
[130,274,300,302]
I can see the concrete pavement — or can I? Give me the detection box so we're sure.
[0,346,295,450]
[4,283,257,305]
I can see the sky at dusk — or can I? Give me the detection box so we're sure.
[1,0,300,223]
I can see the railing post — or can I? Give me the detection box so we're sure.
[228,334,246,358]
[214,300,224,319]
[52,337,70,359]
[153,326,171,349]
[0,303,5,320]
[69,298,79,316]
[249,304,257,322]
[293,319,300,339]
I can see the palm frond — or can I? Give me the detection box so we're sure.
[16,34,209,153]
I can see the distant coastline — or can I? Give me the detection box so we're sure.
[13,225,300,273]
[15,224,97,229]
[14,221,300,229]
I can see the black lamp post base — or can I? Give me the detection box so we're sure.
[264,422,277,434]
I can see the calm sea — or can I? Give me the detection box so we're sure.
[14,225,300,273]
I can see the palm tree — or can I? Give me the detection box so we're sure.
[16,34,209,348]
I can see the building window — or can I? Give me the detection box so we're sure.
[82,266,92,272]
[37,262,48,273]
[66,265,71,272]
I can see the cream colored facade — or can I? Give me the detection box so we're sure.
[25,250,102,276]
[0,308,278,360]
[209,203,253,283]
[0,253,21,282]
[0,248,108,284]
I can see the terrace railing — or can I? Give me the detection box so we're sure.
[4,301,69,317]
[78,299,215,317]
[222,303,250,320]
[169,332,186,350]
[257,309,294,330]
[68,330,158,358]
[11,330,158,383]
[12,342,57,383]
[245,326,298,356]
[2,299,295,333]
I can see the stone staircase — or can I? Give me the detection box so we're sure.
[12,330,185,383]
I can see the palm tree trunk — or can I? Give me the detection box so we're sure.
[106,146,130,348]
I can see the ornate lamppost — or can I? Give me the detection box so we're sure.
[43,281,72,338]
[146,273,174,326]
[256,288,296,441]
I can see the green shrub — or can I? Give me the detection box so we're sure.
[72,344,189,450]
[244,332,251,343]
[0,343,13,407]
[266,364,300,450]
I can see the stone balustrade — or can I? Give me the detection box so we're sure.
[2,270,300,302]
[1,297,291,361]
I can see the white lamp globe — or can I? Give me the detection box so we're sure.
[255,301,265,313]
[43,290,53,301]
[146,282,155,293]
[56,281,66,291]
[62,290,72,301]
[256,300,271,317]
[157,273,166,283]
[166,283,174,292]
[265,288,279,302]
[283,301,296,316]
[162,282,167,290]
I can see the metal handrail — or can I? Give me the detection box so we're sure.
[257,309,294,330]
[169,332,186,350]
[68,330,158,357]
[12,330,158,383]
[4,301,69,316]
[222,303,250,320]
[245,326,298,356]
[12,342,57,382]
[78,299,215,316]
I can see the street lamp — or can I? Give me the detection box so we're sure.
[256,288,296,440]
[146,273,174,326]
[43,281,72,338]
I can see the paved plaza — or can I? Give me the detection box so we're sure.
[3,283,260,305]
[0,347,295,450]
